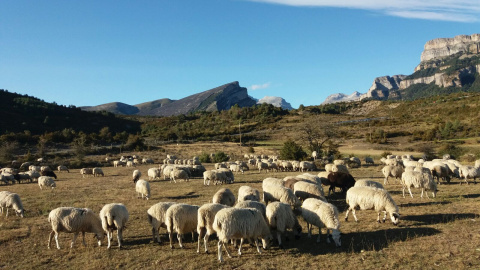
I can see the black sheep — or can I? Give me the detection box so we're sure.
[326,172,355,196]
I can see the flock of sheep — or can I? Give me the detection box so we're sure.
[1,152,480,263]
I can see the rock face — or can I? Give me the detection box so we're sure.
[257,96,293,110]
[420,34,480,62]
[322,91,365,104]
[365,75,406,100]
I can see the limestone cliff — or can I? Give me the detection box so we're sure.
[420,34,480,62]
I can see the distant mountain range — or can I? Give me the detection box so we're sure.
[82,81,293,116]
[322,33,480,104]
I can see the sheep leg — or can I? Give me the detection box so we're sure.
[344,209,350,221]
[217,241,224,262]
[81,232,87,247]
[383,211,387,222]
[351,209,359,222]
[424,188,430,199]
[71,232,79,248]
[238,238,244,255]
[117,229,123,248]
[316,227,321,243]
[204,232,211,254]
[152,227,160,243]
[107,231,112,249]
[169,231,174,249]
[48,231,55,249]
[223,241,233,258]
[306,222,312,237]
[254,238,262,254]
[276,231,283,248]
[402,186,406,198]
[177,233,183,248]
[54,232,61,249]
[326,229,331,244]
[197,229,204,253]
[408,187,414,198]
[384,176,388,185]
[377,212,381,223]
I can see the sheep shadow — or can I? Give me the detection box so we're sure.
[294,227,440,255]
[399,201,451,208]
[165,192,200,200]
[461,194,480,199]
[401,213,477,226]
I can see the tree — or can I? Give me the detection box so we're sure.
[213,151,229,163]
[280,139,307,160]
[299,120,338,156]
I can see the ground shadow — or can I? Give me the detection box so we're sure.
[293,226,440,255]
[399,201,451,208]
[461,194,480,199]
[165,191,200,200]
[401,213,477,226]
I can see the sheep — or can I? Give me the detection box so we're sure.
[217,168,234,184]
[283,177,302,190]
[40,166,51,172]
[13,172,32,184]
[57,165,69,173]
[197,203,230,253]
[382,165,404,185]
[135,179,151,200]
[237,186,260,202]
[291,161,301,171]
[126,161,134,167]
[41,170,57,179]
[312,151,318,160]
[331,164,349,174]
[365,157,374,165]
[38,176,56,190]
[0,191,24,218]
[354,179,384,189]
[20,162,31,170]
[348,157,361,168]
[132,169,141,183]
[212,188,235,207]
[325,172,356,196]
[26,170,41,182]
[29,165,41,172]
[282,161,293,171]
[213,207,273,262]
[301,198,341,246]
[293,181,326,202]
[147,202,177,243]
[229,164,244,174]
[262,184,301,209]
[459,165,479,185]
[80,168,93,178]
[47,207,105,249]
[162,165,174,180]
[431,164,451,184]
[234,200,267,220]
[1,173,15,184]
[99,203,129,249]
[401,170,437,198]
[258,162,269,173]
[147,168,161,181]
[142,158,154,164]
[345,186,400,225]
[266,202,302,248]
[262,177,284,189]
[92,167,104,177]
[203,170,226,186]
[170,168,189,183]
[113,160,125,167]
[165,203,199,249]
[215,163,228,169]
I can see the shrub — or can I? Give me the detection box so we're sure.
[212,151,229,163]
[279,140,307,160]
[198,152,211,163]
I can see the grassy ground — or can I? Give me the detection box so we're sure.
[1,160,480,270]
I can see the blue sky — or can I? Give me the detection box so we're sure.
[1,0,479,109]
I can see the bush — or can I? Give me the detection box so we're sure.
[212,151,229,163]
[279,140,307,160]
[198,152,211,163]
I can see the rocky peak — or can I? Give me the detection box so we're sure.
[420,33,480,62]
[257,96,293,110]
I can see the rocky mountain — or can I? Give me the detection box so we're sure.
[321,91,365,105]
[257,96,293,110]
[82,81,258,116]
[322,33,480,104]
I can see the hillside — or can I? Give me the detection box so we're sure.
[0,89,141,135]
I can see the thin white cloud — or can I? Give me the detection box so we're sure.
[250,82,272,90]
[246,0,480,22]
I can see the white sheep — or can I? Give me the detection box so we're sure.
[80,168,93,178]
[99,203,129,249]
[197,203,230,253]
[57,165,69,173]
[165,203,199,249]
[38,176,56,190]
[299,161,315,172]
[262,177,284,189]
[401,170,437,198]
[212,188,235,206]
[217,168,234,184]
[203,170,226,186]
[459,165,480,185]
[47,207,105,249]
[0,191,24,218]
[382,165,404,185]
[92,167,104,177]
[331,164,349,174]
[301,198,341,246]
[132,169,141,183]
[147,168,161,180]
[26,170,41,182]
[354,179,384,189]
[266,202,302,248]
[147,202,177,243]
[213,207,273,262]
[263,184,301,209]
[237,186,260,202]
[345,186,399,225]
[234,200,267,220]
[229,164,244,174]
[113,160,125,167]
[170,168,189,183]
[135,179,151,200]
[293,181,326,201]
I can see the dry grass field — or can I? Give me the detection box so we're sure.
[1,159,480,270]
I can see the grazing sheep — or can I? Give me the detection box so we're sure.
[229,164,244,174]
[266,202,302,248]
[234,200,267,221]
[99,203,129,249]
[162,165,174,180]
[47,207,105,249]
[142,158,154,164]
[132,170,141,183]
[459,165,479,185]
[212,188,235,206]
[147,202,177,243]
[283,177,302,190]
[13,172,32,184]
[40,166,51,172]
[293,181,326,201]
[213,207,273,262]
[258,162,269,173]
[126,161,134,167]
[197,203,230,253]
[401,170,437,198]
[331,164,349,174]
[26,170,41,182]
[237,186,260,202]
[80,168,93,178]
[38,176,56,190]
[1,173,15,184]
[431,164,451,184]
[262,177,284,189]
[170,168,189,183]
[57,165,69,173]
[325,172,356,196]
[113,160,125,167]
[301,198,341,246]
[354,179,384,189]
[345,186,400,225]
[263,184,301,209]
[147,168,161,181]
[41,170,57,179]
[166,203,199,249]
[203,170,226,186]
[135,179,151,200]
[382,165,404,185]
[92,167,104,177]
[217,168,234,184]
[365,157,374,165]
[0,191,24,218]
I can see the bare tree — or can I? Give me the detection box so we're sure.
[299,120,339,157]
